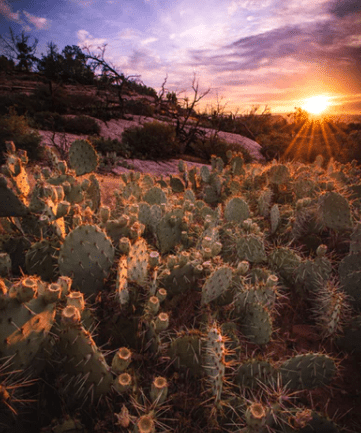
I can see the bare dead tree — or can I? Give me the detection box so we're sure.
[173,73,211,154]
[81,43,141,118]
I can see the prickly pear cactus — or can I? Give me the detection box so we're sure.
[58,224,115,299]
[224,196,250,223]
[156,207,184,253]
[317,191,353,231]
[56,305,113,403]
[279,353,336,390]
[127,238,149,285]
[203,324,227,404]
[236,234,267,263]
[68,139,99,176]
[0,277,58,371]
[201,265,233,305]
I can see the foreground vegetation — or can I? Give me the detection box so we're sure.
[0,134,361,432]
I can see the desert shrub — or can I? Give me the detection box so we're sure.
[121,121,181,160]
[257,131,292,161]
[88,136,133,159]
[27,111,66,131]
[61,115,101,135]
[345,131,361,164]
[30,83,70,114]
[124,99,155,117]
[65,93,101,114]
[0,93,44,118]
[0,106,44,165]
[192,134,253,163]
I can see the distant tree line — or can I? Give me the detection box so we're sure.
[0,27,157,97]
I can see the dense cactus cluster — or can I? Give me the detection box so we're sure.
[1,140,361,432]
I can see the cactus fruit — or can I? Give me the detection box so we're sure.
[279,353,336,390]
[58,224,115,299]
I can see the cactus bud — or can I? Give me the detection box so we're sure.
[119,237,131,255]
[245,403,267,428]
[100,206,111,223]
[43,283,61,304]
[67,291,85,311]
[154,312,169,332]
[179,251,189,267]
[149,251,160,268]
[112,347,132,374]
[57,160,67,174]
[61,305,81,325]
[266,275,278,288]
[236,261,250,275]
[316,244,328,257]
[150,376,168,405]
[17,277,37,303]
[147,296,160,315]
[156,288,167,303]
[57,276,72,298]
[136,414,155,433]
[211,242,222,257]
[113,372,132,393]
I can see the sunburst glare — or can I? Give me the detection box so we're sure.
[302,95,330,115]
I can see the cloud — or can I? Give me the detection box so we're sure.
[328,0,361,17]
[0,0,20,21]
[77,30,108,52]
[22,11,50,30]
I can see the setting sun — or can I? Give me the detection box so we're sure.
[302,95,330,115]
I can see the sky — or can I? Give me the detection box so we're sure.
[1,0,361,115]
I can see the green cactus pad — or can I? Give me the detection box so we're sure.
[58,224,115,299]
[169,330,203,377]
[0,284,57,370]
[236,234,267,263]
[239,302,273,345]
[201,266,233,305]
[0,175,29,217]
[68,139,99,176]
[25,239,60,281]
[127,238,148,285]
[236,360,276,389]
[57,306,112,402]
[317,191,352,231]
[279,353,336,390]
[224,196,250,223]
[156,208,184,253]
